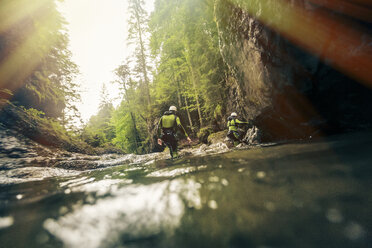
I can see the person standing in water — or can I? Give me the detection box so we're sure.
[157,106,191,158]
[227,112,249,146]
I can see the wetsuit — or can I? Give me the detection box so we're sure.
[227,117,248,144]
[157,111,188,158]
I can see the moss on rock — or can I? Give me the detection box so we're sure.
[197,126,214,144]
[207,131,227,145]
[0,103,95,154]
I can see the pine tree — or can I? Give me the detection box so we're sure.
[127,0,155,151]
[149,0,227,132]
[0,0,81,125]
[113,61,142,153]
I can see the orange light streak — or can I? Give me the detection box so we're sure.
[233,0,372,87]
[307,0,372,23]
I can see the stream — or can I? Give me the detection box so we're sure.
[0,132,371,248]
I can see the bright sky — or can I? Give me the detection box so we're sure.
[59,0,154,123]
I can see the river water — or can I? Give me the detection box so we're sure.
[0,132,371,248]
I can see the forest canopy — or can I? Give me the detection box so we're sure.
[0,0,80,126]
[81,0,228,153]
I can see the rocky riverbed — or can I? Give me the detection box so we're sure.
[0,128,371,248]
[0,124,234,184]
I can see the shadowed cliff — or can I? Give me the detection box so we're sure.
[214,0,372,141]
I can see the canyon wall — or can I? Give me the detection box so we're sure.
[214,0,372,141]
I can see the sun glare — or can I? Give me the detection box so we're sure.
[59,0,131,123]
[0,0,58,100]
[233,0,372,87]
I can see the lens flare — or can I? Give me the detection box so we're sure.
[0,0,60,103]
[232,0,372,87]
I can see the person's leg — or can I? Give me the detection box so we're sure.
[233,131,240,146]
[169,134,178,158]
[227,130,235,141]
[162,134,173,157]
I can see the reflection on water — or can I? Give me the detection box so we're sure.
[44,179,202,248]
[0,216,14,229]
[0,167,81,184]
[0,132,371,247]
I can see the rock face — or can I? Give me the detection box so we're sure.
[214,0,372,141]
[243,126,261,144]
[0,103,94,154]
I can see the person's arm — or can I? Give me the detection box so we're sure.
[157,117,163,145]
[236,119,248,124]
[176,117,188,136]
[176,117,191,143]
[157,117,163,137]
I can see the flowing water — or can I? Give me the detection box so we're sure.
[0,132,371,248]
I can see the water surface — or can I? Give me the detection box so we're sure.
[0,132,371,248]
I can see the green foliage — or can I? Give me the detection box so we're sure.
[149,0,228,128]
[0,89,13,97]
[89,0,231,153]
[21,107,45,119]
[81,102,115,148]
[127,0,151,106]
[111,100,147,154]
[197,126,214,144]
[11,104,92,153]
[0,0,80,123]
[6,0,231,153]
[21,107,64,138]
[214,104,223,119]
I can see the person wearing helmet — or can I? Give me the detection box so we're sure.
[157,106,191,158]
[227,112,249,146]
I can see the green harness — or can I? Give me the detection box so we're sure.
[160,114,178,133]
[227,118,238,131]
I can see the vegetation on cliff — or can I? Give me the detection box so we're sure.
[0,0,89,152]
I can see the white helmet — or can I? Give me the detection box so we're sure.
[231,112,237,117]
[169,106,177,111]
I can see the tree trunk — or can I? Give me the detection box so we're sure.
[134,9,154,152]
[184,42,203,127]
[130,112,141,153]
[176,77,182,108]
[123,79,142,153]
[184,95,194,132]
[135,11,151,108]
[188,65,203,127]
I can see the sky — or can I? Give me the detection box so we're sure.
[58,0,154,123]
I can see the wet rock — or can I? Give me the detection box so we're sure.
[214,0,372,141]
[198,126,214,144]
[207,131,228,145]
[0,124,97,170]
[7,152,21,158]
[0,103,95,154]
[242,126,261,144]
[53,160,100,171]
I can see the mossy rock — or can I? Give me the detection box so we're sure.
[207,131,227,145]
[0,103,94,154]
[197,126,214,144]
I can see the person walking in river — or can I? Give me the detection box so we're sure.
[227,112,249,146]
[157,106,191,158]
